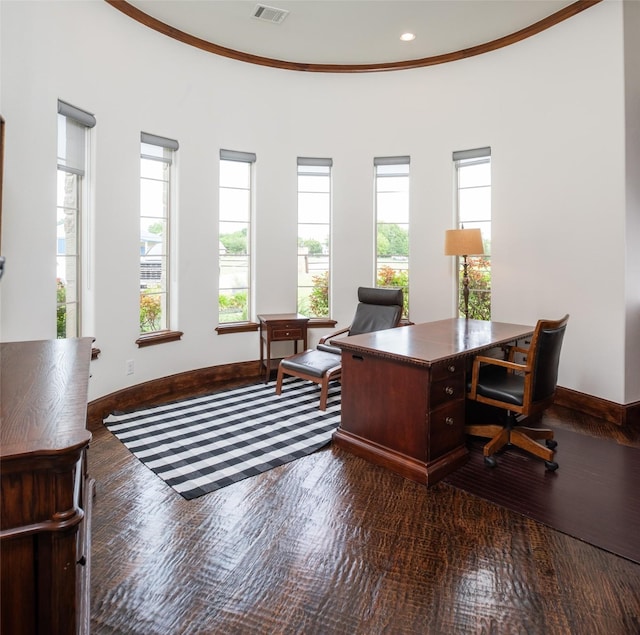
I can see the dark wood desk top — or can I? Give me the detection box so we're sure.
[335,318,534,367]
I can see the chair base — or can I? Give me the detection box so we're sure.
[465,419,557,467]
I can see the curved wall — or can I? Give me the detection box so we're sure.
[0,0,636,404]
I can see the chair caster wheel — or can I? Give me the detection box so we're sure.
[484,456,497,468]
[545,460,559,471]
[545,439,558,450]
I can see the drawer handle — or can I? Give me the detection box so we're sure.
[448,365,456,373]
[352,355,364,362]
[445,417,455,426]
[445,386,455,396]
[285,332,290,336]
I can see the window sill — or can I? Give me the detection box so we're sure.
[136,330,184,348]
[215,321,259,335]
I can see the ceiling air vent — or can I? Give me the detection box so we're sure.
[252,4,289,24]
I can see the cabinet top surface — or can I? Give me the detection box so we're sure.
[336,318,534,365]
[1,338,93,458]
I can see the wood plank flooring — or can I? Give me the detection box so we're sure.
[89,396,640,634]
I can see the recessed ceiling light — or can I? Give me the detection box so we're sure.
[400,33,416,42]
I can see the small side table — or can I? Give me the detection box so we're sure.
[258,313,309,383]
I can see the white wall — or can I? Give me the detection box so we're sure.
[0,0,636,404]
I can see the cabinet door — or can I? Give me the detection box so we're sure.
[1,537,37,634]
[38,529,79,634]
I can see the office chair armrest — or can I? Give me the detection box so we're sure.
[474,355,528,373]
[508,345,529,361]
[469,355,530,399]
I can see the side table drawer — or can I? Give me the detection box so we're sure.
[272,328,304,340]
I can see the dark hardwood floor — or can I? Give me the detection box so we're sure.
[89,389,640,635]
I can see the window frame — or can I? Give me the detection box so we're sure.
[217,149,256,330]
[56,100,95,339]
[374,156,410,319]
[453,147,492,320]
[137,132,183,346]
[296,157,333,320]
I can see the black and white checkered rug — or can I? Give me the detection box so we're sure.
[103,378,341,500]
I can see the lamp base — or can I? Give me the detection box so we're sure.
[462,256,470,319]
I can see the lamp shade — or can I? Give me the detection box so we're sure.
[444,228,484,256]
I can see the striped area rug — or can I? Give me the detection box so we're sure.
[104,378,341,500]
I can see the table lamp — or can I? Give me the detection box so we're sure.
[444,228,484,319]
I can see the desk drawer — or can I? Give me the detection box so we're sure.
[428,400,465,460]
[272,328,304,340]
[431,360,464,382]
[429,374,465,409]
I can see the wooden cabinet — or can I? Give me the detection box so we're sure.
[1,338,94,635]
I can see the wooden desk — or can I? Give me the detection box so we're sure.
[333,318,534,486]
[258,313,309,382]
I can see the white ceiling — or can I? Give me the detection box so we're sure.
[125,0,579,65]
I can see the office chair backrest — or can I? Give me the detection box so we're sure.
[530,314,569,403]
[348,287,403,336]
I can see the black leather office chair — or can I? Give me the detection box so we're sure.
[466,314,569,470]
[275,287,403,410]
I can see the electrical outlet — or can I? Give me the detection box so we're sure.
[126,359,135,375]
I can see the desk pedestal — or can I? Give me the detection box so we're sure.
[334,348,469,486]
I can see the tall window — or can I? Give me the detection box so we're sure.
[56,100,95,338]
[375,156,410,318]
[297,158,332,317]
[454,147,492,319]
[218,149,255,324]
[139,132,178,334]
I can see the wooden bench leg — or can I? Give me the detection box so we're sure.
[275,364,285,395]
[319,376,329,411]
